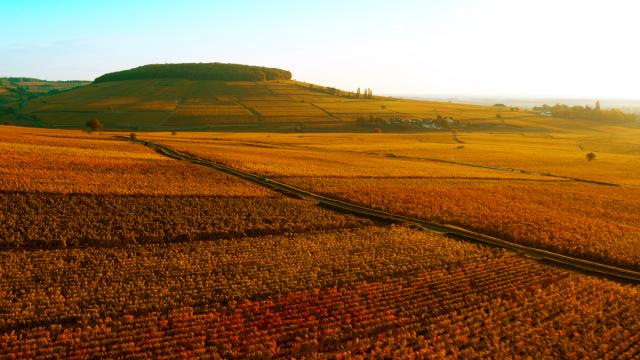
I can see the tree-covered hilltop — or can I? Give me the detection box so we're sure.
[94,63,292,83]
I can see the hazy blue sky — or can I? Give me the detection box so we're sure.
[2,0,638,98]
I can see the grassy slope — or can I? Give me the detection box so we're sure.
[0,78,90,125]
[19,78,546,130]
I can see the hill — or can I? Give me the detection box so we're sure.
[8,63,563,131]
[0,77,90,125]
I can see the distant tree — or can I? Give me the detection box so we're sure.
[356,116,368,125]
[86,118,102,132]
[595,100,601,111]
[586,152,597,162]
[356,88,361,99]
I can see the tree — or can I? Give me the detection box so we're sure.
[356,88,361,99]
[595,100,601,111]
[586,152,596,162]
[365,88,373,99]
[86,118,102,132]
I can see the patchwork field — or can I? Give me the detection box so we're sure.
[1,125,640,358]
[144,128,640,270]
[14,78,547,130]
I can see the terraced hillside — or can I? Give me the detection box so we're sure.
[16,63,540,130]
[0,77,89,124]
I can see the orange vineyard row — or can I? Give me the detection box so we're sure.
[0,130,272,196]
[1,227,638,358]
[146,136,640,270]
[0,191,368,249]
[282,177,640,270]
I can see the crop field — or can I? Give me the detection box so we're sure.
[0,127,368,250]
[18,78,541,130]
[146,130,640,270]
[2,125,640,358]
[149,138,553,180]
[2,224,640,358]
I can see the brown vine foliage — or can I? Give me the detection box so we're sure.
[2,227,639,358]
[153,136,640,270]
[2,128,640,358]
[282,177,640,270]
[0,192,369,249]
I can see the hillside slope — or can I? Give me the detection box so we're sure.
[0,78,89,124]
[16,63,541,131]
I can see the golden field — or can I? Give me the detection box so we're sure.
[2,124,640,358]
[144,128,640,270]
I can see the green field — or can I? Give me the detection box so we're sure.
[0,77,90,126]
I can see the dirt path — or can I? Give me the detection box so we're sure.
[125,137,640,284]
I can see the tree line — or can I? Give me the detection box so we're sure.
[534,102,638,123]
[94,63,293,83]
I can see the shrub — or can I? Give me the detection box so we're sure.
[86,118,102,132]
[586,152,596,161]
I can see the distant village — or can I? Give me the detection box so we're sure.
[356,115,462,130]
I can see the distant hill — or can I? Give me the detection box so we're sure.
[7,63,549,131]
[0,78,90,125]
[94,63,292,83]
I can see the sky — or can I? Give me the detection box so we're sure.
[1,0,639,99]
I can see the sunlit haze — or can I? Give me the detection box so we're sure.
[2,0,639,98]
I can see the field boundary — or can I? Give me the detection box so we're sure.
[126,137,640,284]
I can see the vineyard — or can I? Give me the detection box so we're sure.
[1,125,640,358]
[283,177,640,270]
[146,132,640,270]
[2,226,640,358]
[16,70,542,130]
